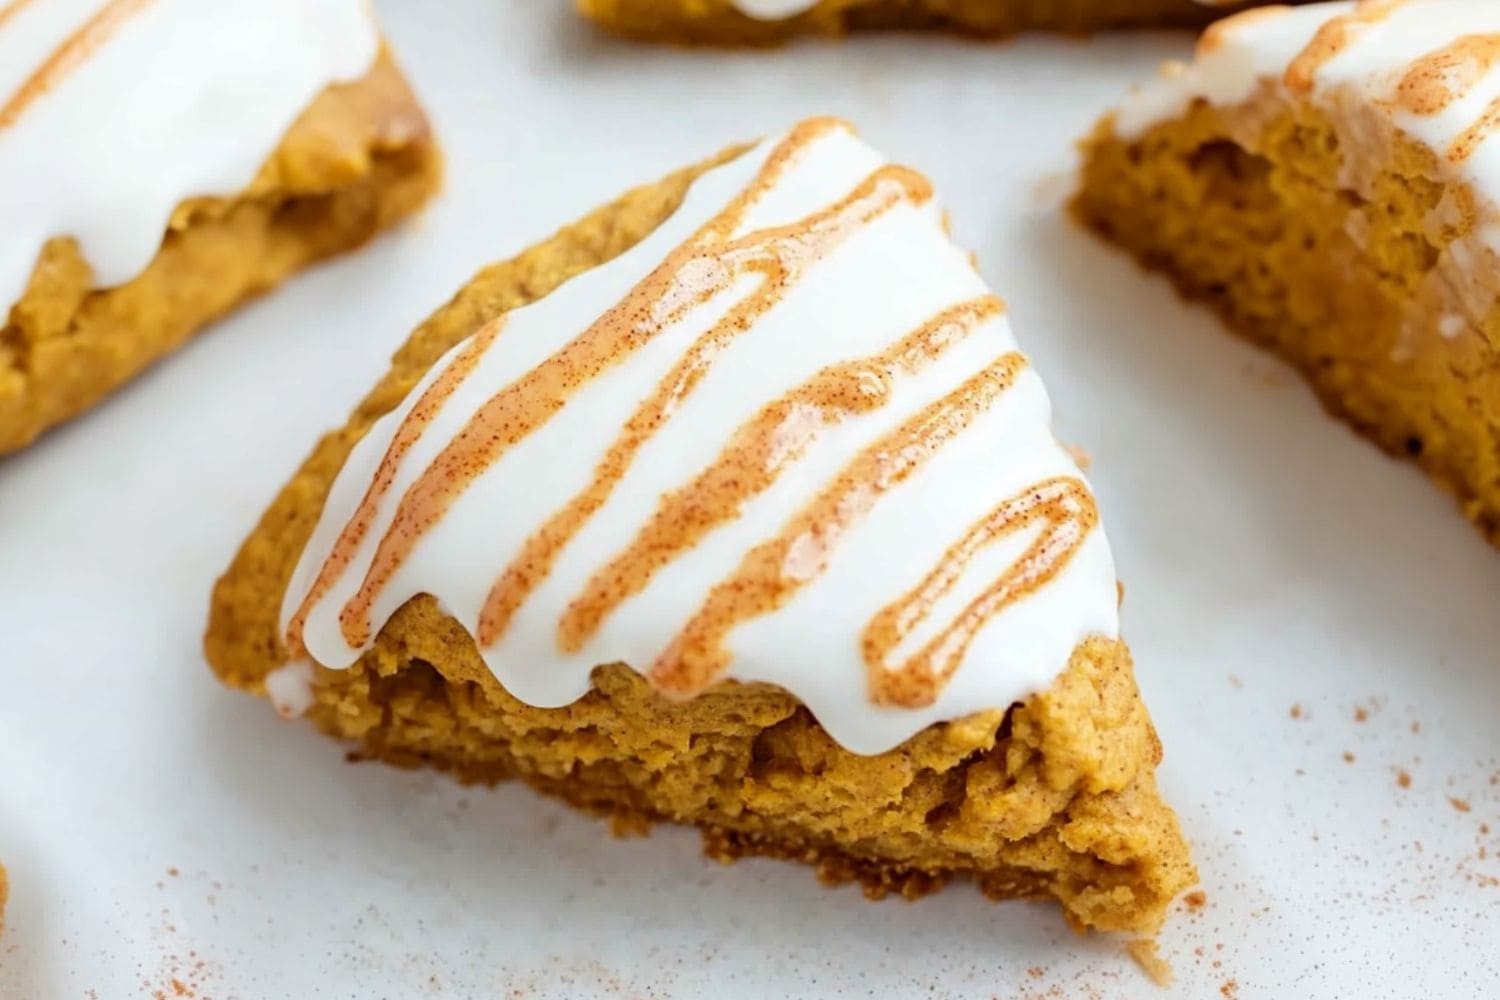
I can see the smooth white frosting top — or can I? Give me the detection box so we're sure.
[728,0,1241,20]
[730,0,820,19]
[1117,1,1500,183]
[0,0,379,314]
[284,121,1119,756]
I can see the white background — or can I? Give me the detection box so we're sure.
[3,1,1498,997]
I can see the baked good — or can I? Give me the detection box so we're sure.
[576,0,1293,45]
[1074,0,1500,542]
[0,0,440,455]
[206,117,1194,934]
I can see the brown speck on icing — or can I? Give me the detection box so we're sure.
[862,475,1097,708]
[338,119,928,648]
[285,318,505,655]
[649,352,1032,700]
[1285,0,1407,96]
[0,0,156,131]
[553,295,1005,653]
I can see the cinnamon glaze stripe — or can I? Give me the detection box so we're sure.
[1393,34,1500,116]
[649,351,1032,700]
[0,0,155,130]
[0,0,39,33]
[862,476,1097,709]
[340,123,931,648]
[284,317,505,656]
[1284,0,1406,96]
[553,294,1005,653]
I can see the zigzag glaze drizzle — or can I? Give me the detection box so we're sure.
[283,120,1119,755]
[0,0,378,312]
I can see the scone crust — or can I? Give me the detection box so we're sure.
[205,142,1194,934]
[0,47,442,455]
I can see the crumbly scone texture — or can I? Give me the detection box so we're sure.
[205,143,1195,935]
[0,49,442,456]
[576,0,1278,45]
[1074,101,1500,544]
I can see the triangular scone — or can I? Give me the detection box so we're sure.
[577,0,1293,45]
[1075,0,1500,543]
[207,118,1194,934]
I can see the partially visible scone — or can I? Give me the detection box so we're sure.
[1074,0,1500,543]
[0,3,441,455]
[208,118,1194,934]
[577,0,1293,45]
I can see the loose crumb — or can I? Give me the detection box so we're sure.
[1220,980,1240,999]
[1397,769,1413,789]
[1289,703,1303,720]
[1127,939,1174,987]
[1229,675,1244,690]
[1183,890,1207,911]
[1354,707,1370,723]
[1342,752,1356,764]
[1450,797,1472,813]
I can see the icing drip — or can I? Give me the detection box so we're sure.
[285,119,1118,755]
[0,0,380,312]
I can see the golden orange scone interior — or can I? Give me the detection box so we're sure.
[206,143,1193,935]
[1074,99,1500,543]
[0,49,441,456]
[576,0,1275,45]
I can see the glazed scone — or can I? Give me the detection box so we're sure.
[1074,0,1500,543]
[0,0,440,455]
[206,118,1194,934]
[577,0,1293,45]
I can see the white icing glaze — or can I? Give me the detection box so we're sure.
[283,121,1119,756]
[265,659,316,720]
[726,0,1242,21]
[0,0,379,314]
[730,0,818,20]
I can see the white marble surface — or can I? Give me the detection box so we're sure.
[1,2,1497,997]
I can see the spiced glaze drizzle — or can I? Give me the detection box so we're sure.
[288,119,1102,710]
[0,0,154,130]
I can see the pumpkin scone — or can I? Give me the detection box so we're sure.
[206,118,1194,934]
[0,0,440,455]
[1074,0,1500,542]
[576,0,1298,45]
